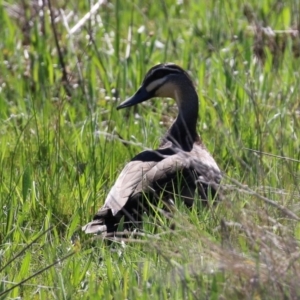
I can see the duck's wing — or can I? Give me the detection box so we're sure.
[82,143,222,234]
[82,146,175,234]
[99,142,221,216]
[104,146,178,215]
[102,159,156,216]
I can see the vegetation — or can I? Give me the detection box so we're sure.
[1,0,300,298]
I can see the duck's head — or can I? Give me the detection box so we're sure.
[117,63,195,110]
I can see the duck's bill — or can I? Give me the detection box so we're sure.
[117,86,151,110]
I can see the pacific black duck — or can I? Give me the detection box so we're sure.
[82,63,222,235]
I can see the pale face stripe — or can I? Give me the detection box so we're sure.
[145,77,167,92]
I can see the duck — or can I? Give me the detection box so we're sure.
[82,63,222,235]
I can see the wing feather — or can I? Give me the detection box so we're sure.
[94,142,222,217]
[104,160,157,215]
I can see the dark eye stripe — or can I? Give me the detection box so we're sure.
[143,64,182,87]
[141,63,194,91]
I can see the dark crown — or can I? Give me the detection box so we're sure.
[142,63,193,87]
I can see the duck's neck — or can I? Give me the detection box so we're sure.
[164,83,200,151]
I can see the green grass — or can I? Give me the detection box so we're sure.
[1,0,300,298]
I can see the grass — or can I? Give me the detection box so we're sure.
[1,0,300,298]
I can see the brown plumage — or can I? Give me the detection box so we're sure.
[82,63,222,235]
